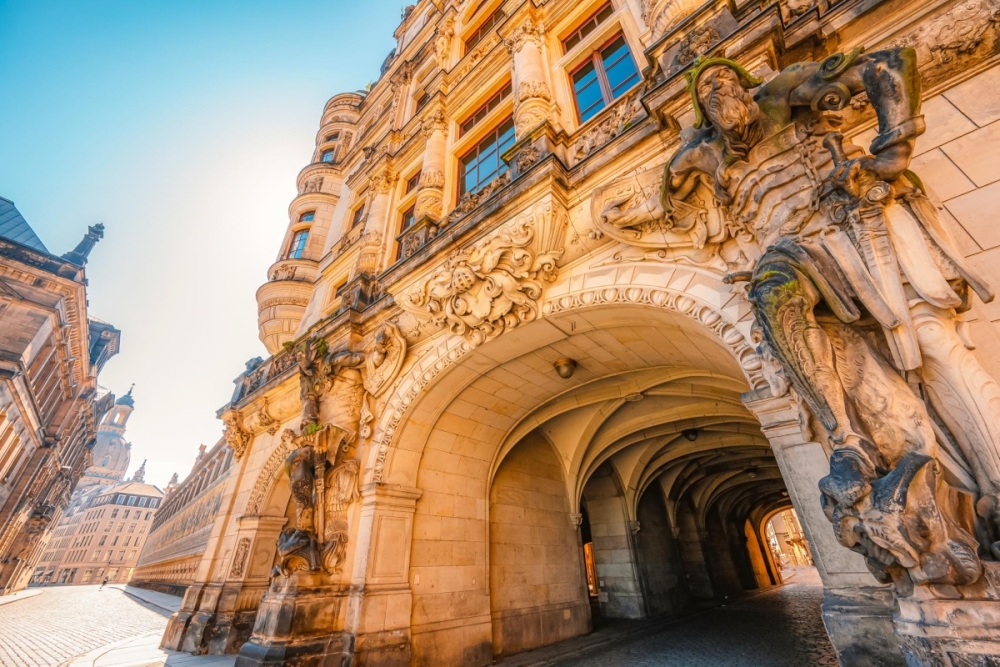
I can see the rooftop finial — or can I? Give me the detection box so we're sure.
[132,459,146,483]
[62,223,105,265]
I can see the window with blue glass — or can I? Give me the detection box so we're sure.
[321,149,336,163]
[570,34,639,123]
[299,212,315,222]
[288,230,309,259]
[459,117,515,196]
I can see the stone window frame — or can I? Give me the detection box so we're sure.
[552,0,644,132]
[393,163,424,259]
[286,229,310,260]
[463,4,505,54]
[448,75,516,206]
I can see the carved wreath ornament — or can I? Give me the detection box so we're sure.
[403,221,561,346]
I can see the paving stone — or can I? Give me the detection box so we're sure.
[0,585,167,667]
[501,576,838,667]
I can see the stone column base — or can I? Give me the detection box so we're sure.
[894,564,1000,666]
[822,586,905,666]
[235,573,349,667]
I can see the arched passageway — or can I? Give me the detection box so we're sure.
[379,299,817,664]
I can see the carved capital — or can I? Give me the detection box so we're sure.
[421,108,448,137]
[504,16,545,54]
[517,80,551,104]
[417,169,445,191]
[371,167,397,194]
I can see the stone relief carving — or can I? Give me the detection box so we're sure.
[595,164,724,249]
[517,80,551,103]
[648,0,705,40]
[230,537,251,578]
[269,264,297,282]
[302,176,324,194]
[512,144,540,172]
[435,15,455,70]
[887,0,1000,69]
[456,33,499,81]
[418,169,445,190]
[574,89,646,160]
[359,323,407,438]
[780,0,818,23]
[421,108,448,137]
[402,217,562,346]
[446,170,511,223]
[222,413,251,462]
[676,25,721,65]
[503,16,545,54]
[243,396,279,436]
[632,50,1000,661]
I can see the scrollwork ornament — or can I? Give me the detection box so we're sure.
[402,219,562,346]
[222,412,251,462]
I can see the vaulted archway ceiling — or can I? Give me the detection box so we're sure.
[483,315,788,531]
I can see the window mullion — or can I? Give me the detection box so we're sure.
[594,52,614,107]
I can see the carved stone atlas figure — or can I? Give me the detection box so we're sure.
[603,47,1000,594]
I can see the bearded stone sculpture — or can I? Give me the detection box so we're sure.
[603,47,1000,662]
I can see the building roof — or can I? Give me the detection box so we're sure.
[0,197,49,253]
[108,479,164,498]
[115,385,135,407]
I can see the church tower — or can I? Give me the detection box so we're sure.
[81,385,135,488]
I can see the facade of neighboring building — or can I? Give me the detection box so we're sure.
[0,197,120,594]
[131,439,234,596]
[31,389,167,585]
[146,0,1000,665]
[34,472,163,586]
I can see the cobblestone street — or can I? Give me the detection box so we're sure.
[503,570,838,667]
[0,585,167,667]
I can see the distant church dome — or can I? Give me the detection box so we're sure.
[81,384,137,487]
[116,384,135,407]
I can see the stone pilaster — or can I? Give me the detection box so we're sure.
[205,515,287,655]
[356,166,395,276]
[414,109,447,222]
[742,390,905,666]
[504,16,552,137]
[344,483,421,667]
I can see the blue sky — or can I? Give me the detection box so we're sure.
[0,1,400,487]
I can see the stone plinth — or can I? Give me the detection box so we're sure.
[894,562,1000,665]
[235,573,349,667]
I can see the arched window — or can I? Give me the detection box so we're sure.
[288,230,310,259]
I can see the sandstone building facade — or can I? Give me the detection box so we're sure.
[155,0,1000,664]
[131,439,234,596]
[32,390,167,585]
[0,198,120,594]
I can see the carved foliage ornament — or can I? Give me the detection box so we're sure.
[222,413,251,462]
[517,80,552,103]
[421,108,448,137]
[435,15,455,70]
[403,219,562,346]
[504,16,545,54]
[887,0,1000,68]
[574,88,647,160]
[230,537,251,578]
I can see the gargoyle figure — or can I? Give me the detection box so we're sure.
[272,527,320,578]
[652,48,1000,589]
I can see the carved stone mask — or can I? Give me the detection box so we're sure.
[697,66,762,159]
